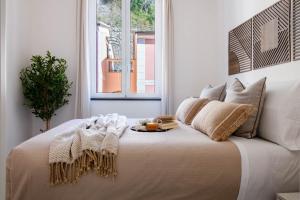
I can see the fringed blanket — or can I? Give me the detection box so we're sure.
[49,114,128,185]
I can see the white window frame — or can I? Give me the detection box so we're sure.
[89,0,162,99]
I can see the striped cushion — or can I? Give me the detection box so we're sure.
[192,101,254,141]
[176,98,209,125]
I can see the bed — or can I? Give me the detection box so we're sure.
[6,118,299,200]
[6,80,300,200]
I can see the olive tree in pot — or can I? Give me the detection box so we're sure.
[20,51,72,132]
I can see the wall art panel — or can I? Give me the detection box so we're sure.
[253,0,291,69]
[228,19,252,75]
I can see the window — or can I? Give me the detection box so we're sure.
[90,0,162,99]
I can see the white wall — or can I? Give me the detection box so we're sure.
[173,0,226,111]
[26,0,78,135]
[5,0,35,148]
[219,0,300,83]
[91,100,161,118]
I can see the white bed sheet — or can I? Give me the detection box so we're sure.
[231,136,300,200]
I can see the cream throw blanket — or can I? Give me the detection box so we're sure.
[49,114,128,185]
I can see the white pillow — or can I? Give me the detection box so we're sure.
[259,81,300,151]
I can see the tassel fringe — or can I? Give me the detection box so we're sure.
[50,150,117,186]
[212,107,255,141]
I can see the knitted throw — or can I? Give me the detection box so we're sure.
[49,114,128,185]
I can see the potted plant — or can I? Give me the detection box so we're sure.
[20,51,72,132]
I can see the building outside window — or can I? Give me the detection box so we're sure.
[91,0,162,99]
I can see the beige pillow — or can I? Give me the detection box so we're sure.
[191,101,254,141]
[176,98,209,125]
[225,77,266,138]
[200,84,226,101]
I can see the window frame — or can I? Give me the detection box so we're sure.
[90,0,162,99]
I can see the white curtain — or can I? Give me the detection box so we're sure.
[75,0,91,118]
[161,0,174,115]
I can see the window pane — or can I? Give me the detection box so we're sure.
[130,0,156,94]
[96,0,122,93]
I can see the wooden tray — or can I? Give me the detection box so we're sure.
[130,126,170,132]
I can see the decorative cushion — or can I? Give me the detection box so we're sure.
[191,101,254,141]
[225,77,267,138]
[176,98,209,125]
[200,84,226,101]
[259,81,300,150]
